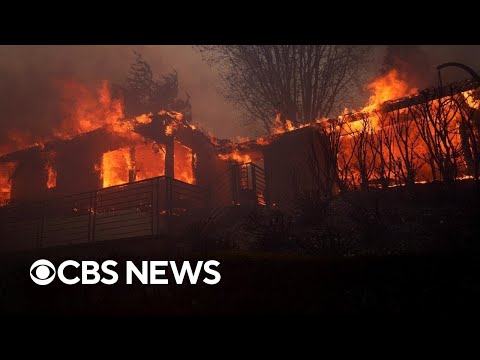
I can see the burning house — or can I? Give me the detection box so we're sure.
[1,68,480,252]
[0,110,235,250]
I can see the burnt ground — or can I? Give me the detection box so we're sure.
[1,181,480,317]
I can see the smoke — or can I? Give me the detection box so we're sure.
[0,46,136,151]
[380,45,432,88]
[376,45,480,88]
[0,45,244,154]
[1,45,480,152]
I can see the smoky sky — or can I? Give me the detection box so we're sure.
[1,45,480,146]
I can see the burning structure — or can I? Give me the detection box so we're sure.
[1,69,480,252]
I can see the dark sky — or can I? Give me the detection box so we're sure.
[1,45,480,144]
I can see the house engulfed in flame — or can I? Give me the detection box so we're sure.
[1,74,480,252]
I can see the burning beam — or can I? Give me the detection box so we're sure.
[379,79,480,113]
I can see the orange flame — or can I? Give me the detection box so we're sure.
[100,142,167,188]
[341,69,418,132]
[160,110,184,136]
[256,137,271,145]
[46,162,57,189]
[360,69,417,114]
[101,147,132,188]
[135,142,166,182]
[462,89,480,110]
[0,162,17,205]
[54,80,124,140]
[218,149,252,163]
[174,141,196,184]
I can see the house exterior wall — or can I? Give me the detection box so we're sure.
[263,127,331,207]
[10,150,48,202]
[1,121,231,204]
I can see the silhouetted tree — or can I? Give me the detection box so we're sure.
[387,107,424,188]
[124,51,192,119]
[346,115,377,191]
[368,112,395,189]
[453,90,480,181]
[316,118,354,193]
[197,45,371,133]
[411,88,462,184]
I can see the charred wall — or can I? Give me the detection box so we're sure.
[263,127,331,207]
[174,127,230,188]
[0,147,56,203]
[9,149,48,202]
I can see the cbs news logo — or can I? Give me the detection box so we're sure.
[30,259,221,285]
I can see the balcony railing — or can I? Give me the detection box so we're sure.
[0,163,267,252]
[0,176,208,251]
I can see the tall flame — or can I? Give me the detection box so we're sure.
[174,141,196,184]
[360,69,417,114]
[0,162,17,205]
[46,162,57,189]
[53,80,124,140]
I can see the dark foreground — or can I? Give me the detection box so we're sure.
[1,181,480,316]
[1,241,479,316]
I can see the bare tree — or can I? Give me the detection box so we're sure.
[411,88,463,184]
[196,45,371,133]
[315,118,355,193]
[368,111,395,189]
[346,115,377,191]
[124,51,192,119]
[385,107,425,188]
[452,90,480,181]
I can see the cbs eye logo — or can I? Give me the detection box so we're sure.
[30,259,56,285]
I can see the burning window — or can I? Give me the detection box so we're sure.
[0,162,17,206]
[102,147,131,187]
[134,143,165,181]
[101,142,166,188]
[174,141,196,185]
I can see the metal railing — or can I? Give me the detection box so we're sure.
[0,163,267,252]
[0,176,208,252]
